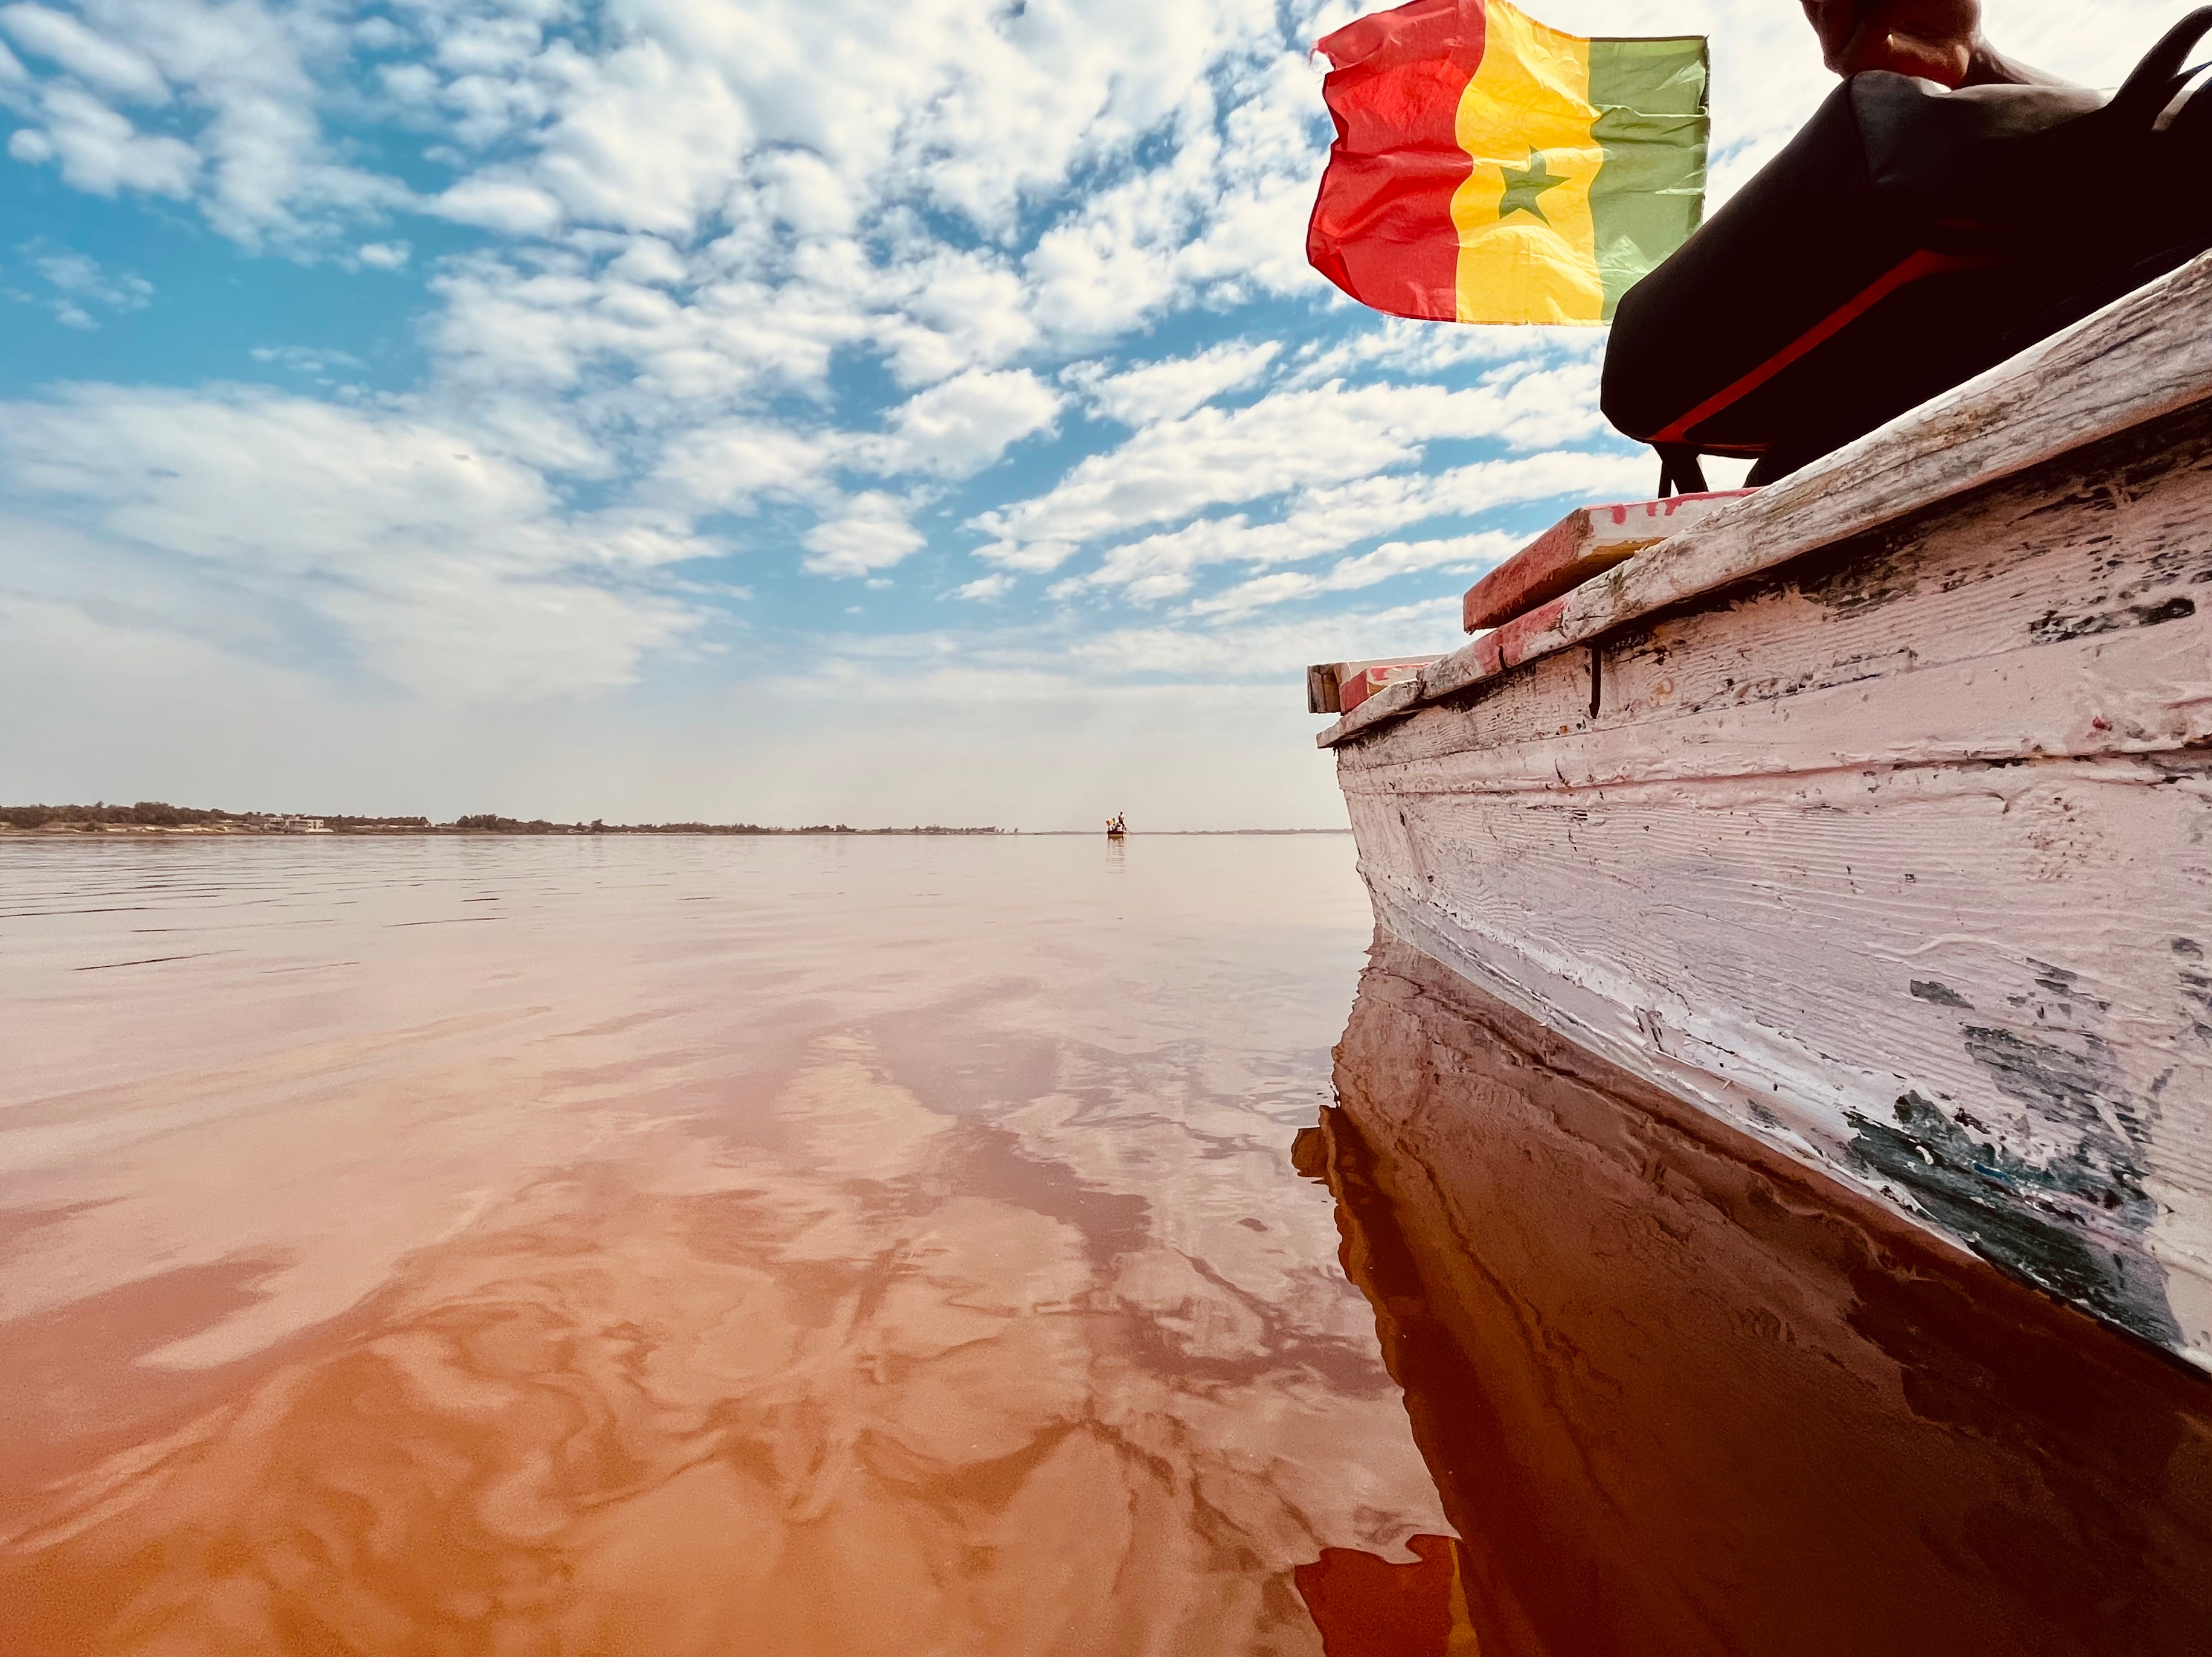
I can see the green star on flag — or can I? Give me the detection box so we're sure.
[1497,150,1565,223]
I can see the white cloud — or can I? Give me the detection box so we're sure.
[1070,596,1459,682]
[313,570,692,705]
[35,247,146,301]
[432,14,545,79]
[1019,123,1218,347]
[11,82,194,194]
[608,0,1285,240]
[1286,318,1603,388]
[1068,449,1652,602]
[802,490,927,577]
[1185,530,1520,618]
[430,173,564,236]
[0,4,166,102]
[0,386,706,699]
[863,246,1041,386]
[356,240,410,270]
[133,1,391,239]
[22,248,150,327]
[973,366,1610,571]
[247,343,364,382]
[864,368,1063,479]
[646,418,838,515]
[1076,340,1280,426]
[425,254,867,409]
[606,236,687,286]
[756,150,858,237]
[532,38,754,237]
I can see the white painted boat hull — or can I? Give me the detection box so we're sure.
[1325,258,2212,1368]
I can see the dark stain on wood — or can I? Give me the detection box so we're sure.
[2031,594,2197,643]
[1910,979,1973,1008]
[2174,939,2212,1040]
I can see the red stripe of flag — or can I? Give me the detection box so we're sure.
[1307,0,1489,322]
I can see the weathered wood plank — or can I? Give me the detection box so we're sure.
[1321,248,2212,749]
[1345,613,2210,793]
[1339,658,1441,713]
[1338,399,2212,781]
[1307,655,1444,715]
[1461,489,1757,632]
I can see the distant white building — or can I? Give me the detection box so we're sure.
[273,816,332,834]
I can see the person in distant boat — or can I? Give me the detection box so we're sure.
[1797,0,2066,86]
[1107,813,1127,836]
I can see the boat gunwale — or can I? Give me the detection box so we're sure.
[1319,249,2212,749]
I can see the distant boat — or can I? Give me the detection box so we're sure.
[1106,813,1127,839]
[1309,255,2212,1371]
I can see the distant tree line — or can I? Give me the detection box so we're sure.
[4,801,242,828]
[2,803,1002,835]
[446,816,1002,835]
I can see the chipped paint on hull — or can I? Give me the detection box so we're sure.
[1333,387,2212,1370]
[1308,931,2212,1654]
[1847,1089,2179,1350]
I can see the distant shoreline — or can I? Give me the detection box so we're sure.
[0,822,1008,838]
[0,824,1352,838]
[1,806,1350,838]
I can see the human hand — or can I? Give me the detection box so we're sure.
[1796,0,2062,86]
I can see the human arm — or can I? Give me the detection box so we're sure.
[1796,0,2071,86]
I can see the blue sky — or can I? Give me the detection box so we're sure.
[0,0,2184,826]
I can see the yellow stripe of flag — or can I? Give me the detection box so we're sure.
[1451,0,1603,324]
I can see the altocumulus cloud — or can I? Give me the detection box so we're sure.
[0,0,2187,821]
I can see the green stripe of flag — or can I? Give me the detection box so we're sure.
[1589,36,1710,319]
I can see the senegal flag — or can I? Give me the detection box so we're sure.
[1308,0,1708,325]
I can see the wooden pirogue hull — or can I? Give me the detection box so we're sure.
[1319,254,2212,1370]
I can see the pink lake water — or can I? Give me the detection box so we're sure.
[0,833,1444,1654]
[3,833,2208,1656]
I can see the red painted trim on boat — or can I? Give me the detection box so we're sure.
[1464,490,1760,632]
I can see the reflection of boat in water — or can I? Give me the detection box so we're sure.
[1294,933,2212,1657]
[1311,258,2212,1369]
[1105,813,1126,840]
